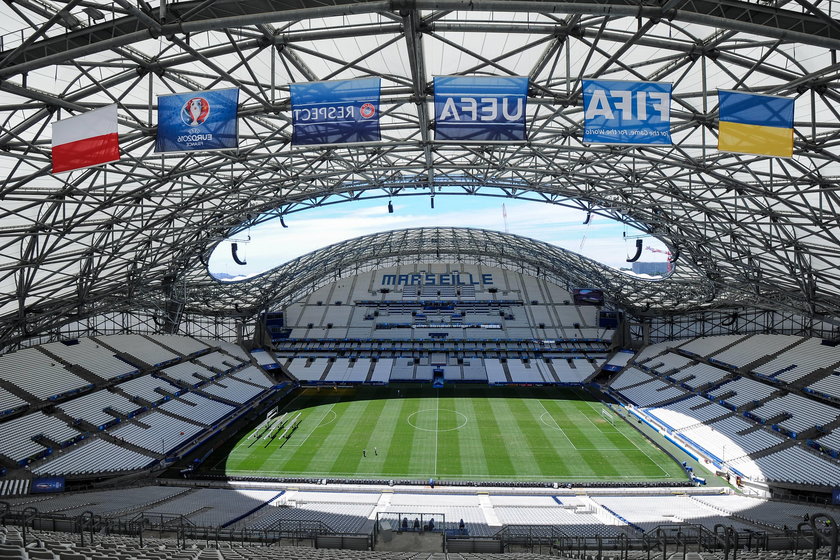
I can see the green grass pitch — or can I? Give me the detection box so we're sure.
[221,384,688,482]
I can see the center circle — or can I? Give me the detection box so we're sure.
[407,409,469,432]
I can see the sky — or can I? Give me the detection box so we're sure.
[208,196,671,281]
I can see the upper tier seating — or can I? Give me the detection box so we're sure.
[145,334,210,356]
[95,334,179,367]
[753,337,840,383]
[677,335,748,358]
[40,338,138,380]
[0,348,91,400]
[711,334,800,369]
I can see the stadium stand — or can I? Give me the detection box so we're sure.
[110,411,205,453]
[115,375,176,404]
[591,495,762,532]
[0,412,80,463]
[57,389,141,428]
[146,334,211,356]
[94,334,180,368]
[609,335,840,489]
[40,338,139,380]
[709,334,801,370]
[197,351,244,373]
[161,361,218,387]
[201,375,267,403]
[232,365,276,388]
[0,348,92,400]
[30,438,155,476]
[158,393,236,426]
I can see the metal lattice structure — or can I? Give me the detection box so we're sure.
[1,0,840,350]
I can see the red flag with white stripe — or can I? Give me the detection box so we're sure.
[51,104,120,173]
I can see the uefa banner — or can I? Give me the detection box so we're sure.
[582,80,672,145]
[155,88,240,153]
[290,77,381,145]
[434,76,528,142]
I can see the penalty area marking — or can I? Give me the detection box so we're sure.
[407,408,469,432]
[316,409,337,428]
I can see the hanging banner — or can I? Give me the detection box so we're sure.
[434,76,528,142]
[290,77,381,145]
[155,88,239,153]
[718,90,794,157]
[582,80,672,145]
[52,104,119,173]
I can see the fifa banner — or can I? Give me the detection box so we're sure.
[434,76,528,142]
[582,80,672,145]
[290,77,381,145]
[155,88,240,153]
[718,90,794,158]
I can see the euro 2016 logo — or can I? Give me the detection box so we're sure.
[181,97,210,126]
[360,103,376,119]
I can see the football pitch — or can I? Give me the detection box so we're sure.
[219,384,688,482]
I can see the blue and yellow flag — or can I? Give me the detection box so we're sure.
[718,90,794,157]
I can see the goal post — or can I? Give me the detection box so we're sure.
[601,408,616,425]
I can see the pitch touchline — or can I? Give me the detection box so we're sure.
[224,469,674,479]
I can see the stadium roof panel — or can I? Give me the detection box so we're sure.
[1,0,840,347]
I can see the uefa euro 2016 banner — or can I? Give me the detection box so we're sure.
[290,77,381,145]
[155,88,240,153]
[434,76,528,142]
[582,80,672,145]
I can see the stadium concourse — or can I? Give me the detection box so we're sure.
[3,0,840,557]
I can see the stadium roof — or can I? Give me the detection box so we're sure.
[1,0,840,346]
